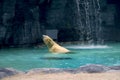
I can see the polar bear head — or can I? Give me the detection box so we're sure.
[42,35,55,48]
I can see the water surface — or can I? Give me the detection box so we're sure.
[0,43,120,71]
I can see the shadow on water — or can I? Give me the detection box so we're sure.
[40,57,72,60]
[67,51,76,54]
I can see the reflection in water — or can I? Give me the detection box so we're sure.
[40,57,72,60]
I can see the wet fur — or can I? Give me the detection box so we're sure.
[43,35,70,53]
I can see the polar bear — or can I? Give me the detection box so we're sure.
[42,35,70,53]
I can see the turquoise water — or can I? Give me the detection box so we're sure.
[0,43,120,71]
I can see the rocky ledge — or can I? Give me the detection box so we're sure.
[0,68,24,79]
[0,64,120,79]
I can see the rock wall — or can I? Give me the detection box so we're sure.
[0,0,44,47]
[0,0,120,47]
[100,0,120,42]
[0,0,81,47]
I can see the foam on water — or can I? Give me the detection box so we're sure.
[66,45,110,49]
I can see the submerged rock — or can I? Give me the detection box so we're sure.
[76,64,111,73]
[0,68,24,79]
[27,64,115,74]
[27,68,64,74]
[109,66,120,70]
[1,64,120,79]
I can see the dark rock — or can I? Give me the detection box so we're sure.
[0,25,6,46]
[0,68,24,79]
[0,0,81,47]
[27,68,77,74]
[0,0,44,47]
[27,68,64,74]
[0,0,120,47]
[27,64,117,74]
[109,66,120,70]
[76,64,110,73]
[62,68,77,74]
[58,28,80,42]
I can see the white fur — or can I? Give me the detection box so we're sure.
[43,35,70,53]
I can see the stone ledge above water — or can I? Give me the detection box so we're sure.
[0,64,120,79]
[0,68,24,79]
[27,64,120,74]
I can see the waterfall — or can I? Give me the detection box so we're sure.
[78,0,103,44]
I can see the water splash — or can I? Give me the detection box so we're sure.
[78,0,103,44]
[66,45,109,49]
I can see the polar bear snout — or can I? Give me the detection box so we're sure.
[42,35,47,38]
